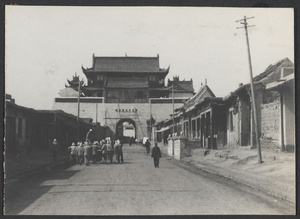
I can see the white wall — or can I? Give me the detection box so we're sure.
[283,88,295,147]
[123,129,135,137]
[53,98,183,140]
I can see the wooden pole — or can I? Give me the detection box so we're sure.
[280,92,285,151]
[238,16,262,163]
[96,103,98,123]
[172,85,175,155]
[77,77,81,142]
[149,98,152,140]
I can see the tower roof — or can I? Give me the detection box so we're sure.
[168,80,194,93]
[82,55,169,74]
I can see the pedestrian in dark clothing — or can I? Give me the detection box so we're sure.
[164,137,168,145]
[151,142,161,168]
[114,140,124,163]
[51,139,60,161]
[145,139,151,155]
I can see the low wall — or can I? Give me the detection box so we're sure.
[186,140,201,148]
[167,136,191,160]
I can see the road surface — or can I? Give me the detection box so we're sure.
[5,144,295,215]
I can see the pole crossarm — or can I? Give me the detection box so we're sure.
[235,16,254,23]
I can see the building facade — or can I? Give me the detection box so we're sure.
[5,96,98,155]
[266,67,295,151]
[155,58,294,151]
[53,54,194,141]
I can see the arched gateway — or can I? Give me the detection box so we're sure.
[116,118,136,142]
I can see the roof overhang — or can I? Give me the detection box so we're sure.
[266,74,294,91]
[155,125,173,132]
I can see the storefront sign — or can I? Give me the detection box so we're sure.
[115,108,138,112]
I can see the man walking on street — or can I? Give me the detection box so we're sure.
[75,142,81,164]
[114,139,124,164]
[83,141,91,166]
[106,139,114,163]
[91,141,98,164]
[51,139,60,161]
[145,139,151,155]
[77,142,84,165]
[97,140,104,162]
[151,142,161,168]
[68,142,77,164]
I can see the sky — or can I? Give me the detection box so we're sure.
[5,6,294,110]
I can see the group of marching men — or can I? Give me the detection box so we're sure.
[68,137,123,166]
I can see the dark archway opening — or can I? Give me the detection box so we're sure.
[116,119,136,144]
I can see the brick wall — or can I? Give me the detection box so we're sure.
[260,101,280,146]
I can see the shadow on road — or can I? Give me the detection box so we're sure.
[4,167,80,215]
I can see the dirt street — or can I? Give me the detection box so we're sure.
[4,144,294,215]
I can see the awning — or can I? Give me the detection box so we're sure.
[155,125,172,132]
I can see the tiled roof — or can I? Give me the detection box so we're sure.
[59,88,79,97]
[266,72,294,91]
[182,85,215,111]
[175,81,194,92]
[168,80,194,93]
[224,58,293,101]
[83,55,169,73]
[253,57,293,85]
[6,101,36,113]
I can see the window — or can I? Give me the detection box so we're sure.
[26,120,29,139]
[137,90,145,98]
[97,75,103,81]
[196,117,201,138]
[18,118,23,138]
[149,75,155,81]
[229,111,233,132]
[192,119,196,139]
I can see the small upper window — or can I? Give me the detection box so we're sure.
[97,75,104,81]
[149,75,155,81]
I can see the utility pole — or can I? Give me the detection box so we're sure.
[172,84,175,155]
[149,98,152,141]
[77,76,81,142]
[96,103,98,123]
[236,16,262,163]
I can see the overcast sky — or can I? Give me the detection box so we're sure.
[5,6,294,110]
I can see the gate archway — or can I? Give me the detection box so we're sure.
[116,118,136,143]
